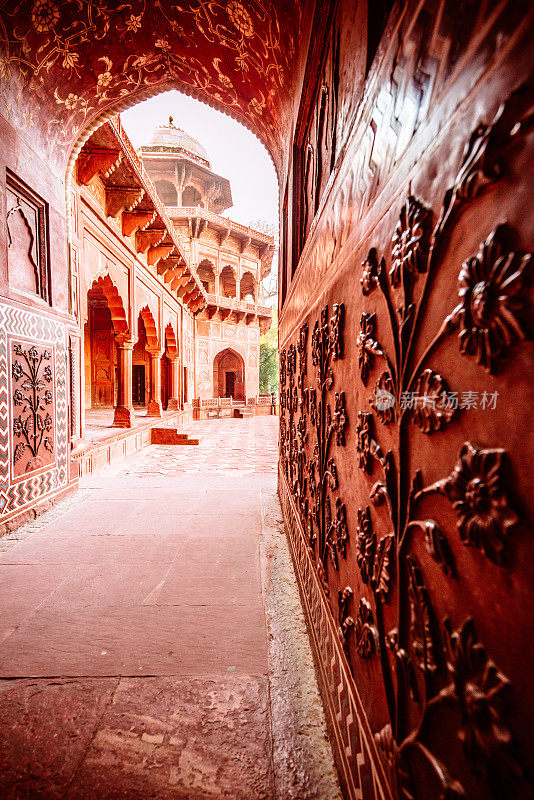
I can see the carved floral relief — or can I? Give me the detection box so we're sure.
[10,341,54,477]
[281,89,532,800]
[349,100,532,799]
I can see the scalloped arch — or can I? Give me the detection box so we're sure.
[165,323,179,358]
[138,305,160,349]
[89,275,129,336]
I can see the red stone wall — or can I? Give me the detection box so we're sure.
[278,2,534,799]
[0,101,76,528]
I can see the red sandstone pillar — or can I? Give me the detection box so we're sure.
[146,348,163,417]
[113,338,136,428]
[167,356,180,410]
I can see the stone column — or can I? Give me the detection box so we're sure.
[215,271,220,296]
[146,348,163,417]
[236,278,241,300]
[167,356,180,410]
[113,338,136,428]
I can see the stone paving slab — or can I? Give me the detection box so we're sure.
[0,678,118,800]
[0,602,268,678]
[64,676,274,800]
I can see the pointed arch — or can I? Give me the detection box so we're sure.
[164,323,179,358]
[213,346,246,400]
[138,305,159,348]
[88,275,129,336]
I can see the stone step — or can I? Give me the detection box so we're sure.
[151,428,199,445]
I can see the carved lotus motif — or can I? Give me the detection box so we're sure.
[333,391,347,445]
[456,227,530,373]
[355,598,377,658]
[360,248,379,295]
[442,618,524,793]
[280,349,287,386]
[442,442,518,564]
[390,195,431,287]
[356,507,374,584]
[329,303,344,360]
[12,361,24,381]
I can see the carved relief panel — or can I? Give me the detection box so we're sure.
[10,340,54,477]
[293,9,340,264]
[279,2,534,799]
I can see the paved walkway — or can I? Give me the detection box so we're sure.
[83,408,180,446]
[0,419,340,800]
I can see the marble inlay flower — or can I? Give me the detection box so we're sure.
[456,227,530,373]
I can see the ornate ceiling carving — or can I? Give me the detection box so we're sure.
[0,0,311,170]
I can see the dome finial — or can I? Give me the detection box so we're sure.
[168,115,174,127]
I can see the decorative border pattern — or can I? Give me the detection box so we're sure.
[279,467,393,800]
[0,301,68,518]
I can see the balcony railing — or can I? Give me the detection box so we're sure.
[167,206,273,244]
[109,116,207,304]
[195,396,274,408]
[205,293,272,316]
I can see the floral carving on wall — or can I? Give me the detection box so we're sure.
[279,305,349,613]
[11,341,54,476]
[350,96,532,799]
[0,0,305,165]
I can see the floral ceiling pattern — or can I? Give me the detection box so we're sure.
[0,0,309,168]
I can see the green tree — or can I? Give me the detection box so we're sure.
[251,217,279,395]
[259,307,279,395]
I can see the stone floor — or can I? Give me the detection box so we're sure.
[83,407,180,446]
[0,418,341,800]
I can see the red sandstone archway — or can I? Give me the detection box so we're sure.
[197,261,216,294]
[213,347,245,401]
[164,324,178,359]
[138,305,159,349]
[0,3,308,178]
[88,275,129,336]
[85,276,129,409]
[161,323,179,409]
[240,271,256,301]
[220,266,237,298]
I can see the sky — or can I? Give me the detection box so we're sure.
[120,90,279,231]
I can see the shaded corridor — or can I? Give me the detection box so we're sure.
[0,419,339,800]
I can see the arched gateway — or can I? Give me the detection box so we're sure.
[213,348,245,401]
[0,5,533,800]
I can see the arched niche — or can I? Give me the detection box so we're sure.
[213,347,245,400]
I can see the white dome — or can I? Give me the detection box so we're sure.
[143,119,210,164]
